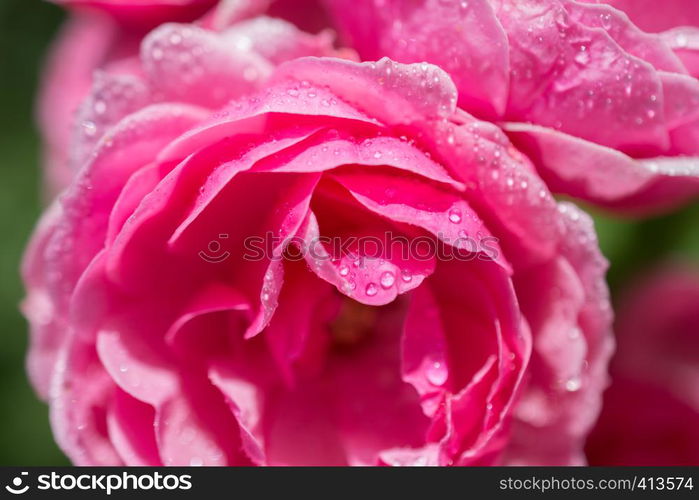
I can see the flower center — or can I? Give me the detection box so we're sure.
[329,299,379,350]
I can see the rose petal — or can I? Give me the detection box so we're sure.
[107,389,161,466]
[141,23,272,108]
[662,27,699,77]
[322,0,510,117]
[271,57,458,125]
[496,0,668,154]
[504,203,613,465]
[222,17,337,64]
[505,121,699,213]
[563,0,686,73]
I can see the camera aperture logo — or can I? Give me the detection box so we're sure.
[199,233,230,263]
[4,471,192,495]
[5,472,29,495]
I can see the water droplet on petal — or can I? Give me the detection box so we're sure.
[94,100,107,115]
[565,376,582,392]
[339,265,350,276]
[426,361,448,386]
[380,271,395,288]
[365,283,378,297]
[82,121,97,137]
[448,209,462,223]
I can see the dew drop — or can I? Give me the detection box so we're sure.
[448,209,462,223]
[380,271,395,288]
[401,270,413,282]
[365,283,378,296]
[564,376,582,392]
[339,264,350,276]
[574,47,589,65]
[426,361,448,386]
[94,100,107,115]
[82,121,97,137]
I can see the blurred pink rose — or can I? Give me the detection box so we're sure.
[23,15,612,463]
[586,265,699,465]
[38,0,221,195]
[323,0,699,214]
[38,0,320,196]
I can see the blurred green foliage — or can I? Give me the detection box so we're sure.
[0,0,696,466]
[0,0,68,465]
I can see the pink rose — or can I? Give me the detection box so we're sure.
[38,0,316,196]
[25,21,612,466]
[323,0,699,214]
[586,265,699,465]
[38,0,222,195]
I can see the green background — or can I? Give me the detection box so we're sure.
[0,0,696,465]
